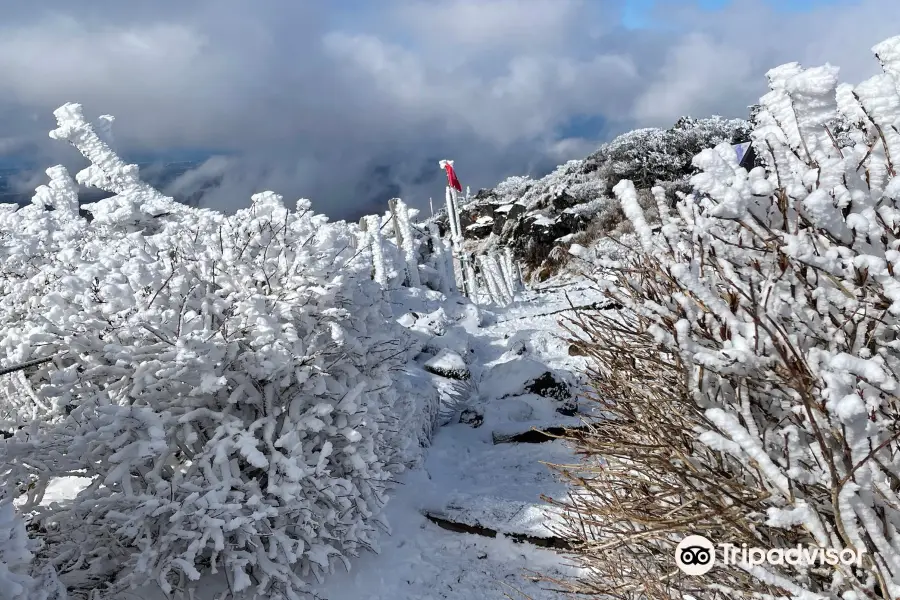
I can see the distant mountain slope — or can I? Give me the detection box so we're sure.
[436,114,754,281]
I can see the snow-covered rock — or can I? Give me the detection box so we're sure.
[424,349,470,380]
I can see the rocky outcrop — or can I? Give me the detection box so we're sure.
[432,114,753,276]
[492,202,526,235]
[465,220,494,240]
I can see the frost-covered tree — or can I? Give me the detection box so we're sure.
[0,104,432,600]
[554,35,900,599]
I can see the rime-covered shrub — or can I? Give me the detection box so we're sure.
[586,115,750,188]
[0,487,67,600]
[0,104,428,599]
[556,36,900,599]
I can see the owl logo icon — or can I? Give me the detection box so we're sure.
[675,535,716,575]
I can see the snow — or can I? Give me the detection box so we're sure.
[18,29,900,597]
[308,285,602,599]
[5,205,598,598]
[530,215,556,227]
[110,282,599,600]
[424,349,469,380]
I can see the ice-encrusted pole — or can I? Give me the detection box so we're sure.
[391,198,420,287]
[440,159,471,297]
[365,214,388,286]
[493,252,515,303]
[480,254,499,304]
[486,254,513,305]
[501,247,519,293]
[427,223,454,295]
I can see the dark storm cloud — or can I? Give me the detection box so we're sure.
[0,0,894,217]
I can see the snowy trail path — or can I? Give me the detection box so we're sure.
[78,283,602,600]
[314,284,603,600]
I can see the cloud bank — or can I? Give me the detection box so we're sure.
[0,0,895,218]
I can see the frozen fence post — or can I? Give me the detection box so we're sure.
[387,198,405,247]
[486,254,513,305]
[465,254,479,304]
[477,254,505,305]
[440,159,471,298]
[391,198,420,288]
[501,247,519,293]
[427,223,453,295]
[493,252,515,303]
[365,214,388,286]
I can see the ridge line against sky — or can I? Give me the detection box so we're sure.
[0,0,889,219]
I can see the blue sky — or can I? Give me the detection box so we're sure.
[0,0,893,218]
[622,0,856,28]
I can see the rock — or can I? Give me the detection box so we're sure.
[413,307,450,337]
[459,211,474,231]
[525,371,571,401]
[492,202,526,235]
[465,221,494,240]
[424,349,470,380]
[481,358,551,400]
[503,213,569,269]
[568,343,587,356]
[459,408,483,428]
[556,398,578,417]
[550,188,578,211]
[504,398,534,422]
[397,312,418,328]
[472,188,496,202]
[558,208,590,233]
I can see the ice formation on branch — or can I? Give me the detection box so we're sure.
[561,33,900,600]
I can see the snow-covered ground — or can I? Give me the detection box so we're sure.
[36,283,604,600]
[312,285,603,600]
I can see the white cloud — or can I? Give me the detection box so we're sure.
[631,32,760,125]
[390,0,590,54]
[0,0,895,217]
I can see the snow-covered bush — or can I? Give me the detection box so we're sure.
[0,104,429,599]
[0,487,66,600]
[555,36,900,599]
[586,115,750,189]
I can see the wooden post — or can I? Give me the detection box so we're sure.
[387,198,405,248]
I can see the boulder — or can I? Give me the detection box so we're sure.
[465,220,494,240]
[550,188,578,211]
[504,398,534,422]
[492,202,526,235]
[558,207,590,233]
[459,408,484,428]
[556,398,578,417]
[424,349,470,380]
[524,371,571,401]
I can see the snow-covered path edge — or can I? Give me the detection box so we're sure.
[54,284,599,600]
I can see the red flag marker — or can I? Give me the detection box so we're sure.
[439,159,462,192]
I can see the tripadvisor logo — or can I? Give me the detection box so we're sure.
[675,535,716,575]
[675,535,866,576]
